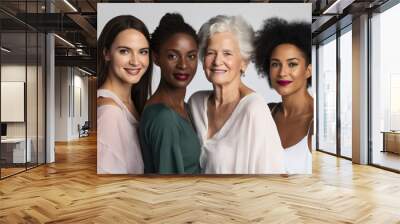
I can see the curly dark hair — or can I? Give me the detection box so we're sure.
[151,13,198,54]
[254,17,311,87]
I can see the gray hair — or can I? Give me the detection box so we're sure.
[198,15,254,62]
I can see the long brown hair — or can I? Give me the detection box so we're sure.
[97,15,152,115]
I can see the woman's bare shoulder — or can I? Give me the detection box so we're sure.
[97,97,119,108]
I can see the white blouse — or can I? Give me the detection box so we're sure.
[188,91,286,174]
[97,89,144,174]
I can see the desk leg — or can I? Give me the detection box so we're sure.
[382,133,386,153]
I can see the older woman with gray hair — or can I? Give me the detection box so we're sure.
[188,15,286,174]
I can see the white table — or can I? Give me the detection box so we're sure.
[1,138,31,163]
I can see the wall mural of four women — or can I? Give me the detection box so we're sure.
[96,8,312,174]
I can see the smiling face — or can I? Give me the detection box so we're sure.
[269,43,311,96]
[154,33,198,89]
[203,32,247,86]
[104,28,150,86]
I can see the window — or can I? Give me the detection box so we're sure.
[339,27,352,158]
[370,2,400,171]
[317,35,337,155]
[0,1,47,179]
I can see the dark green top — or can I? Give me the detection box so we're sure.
[139,104,201,174]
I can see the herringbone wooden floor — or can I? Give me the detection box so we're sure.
[1,135,400,224]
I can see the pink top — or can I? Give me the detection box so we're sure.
[97,89,144,174]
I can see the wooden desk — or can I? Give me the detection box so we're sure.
[382,131,400,154]
[1,138,31,163]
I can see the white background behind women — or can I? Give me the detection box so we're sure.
[97,3,311,102]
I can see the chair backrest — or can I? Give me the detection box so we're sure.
[82,121,90,129]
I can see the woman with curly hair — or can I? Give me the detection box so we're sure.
[254,17,313,174]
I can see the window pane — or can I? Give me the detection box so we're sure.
[340,29,352,158]
[1,31,28,177]
[38,32,46,165]
[27,31,38,169]
[371,3,400,171]
[318,37,337,154]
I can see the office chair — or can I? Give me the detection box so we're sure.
[79,121,90,138]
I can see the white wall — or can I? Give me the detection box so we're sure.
[1,65,37,138]
[1,65,26,139]
[55,66,69,141]
[72,72,89,138]
[1,63,45,164]
[1,64,26,81]
[54,67,89,141]
[1,65,26,81]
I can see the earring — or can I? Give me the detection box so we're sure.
[240,69,245,77]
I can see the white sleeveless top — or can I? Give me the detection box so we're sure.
[97,89,144,174]
[271,104,312,174]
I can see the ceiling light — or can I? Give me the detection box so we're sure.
[78,67,93,76]
[54,34,75,48]
[322,0,354,15]
[63,0,78,12]
[76,48,86,55]
[1,47,11,53]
